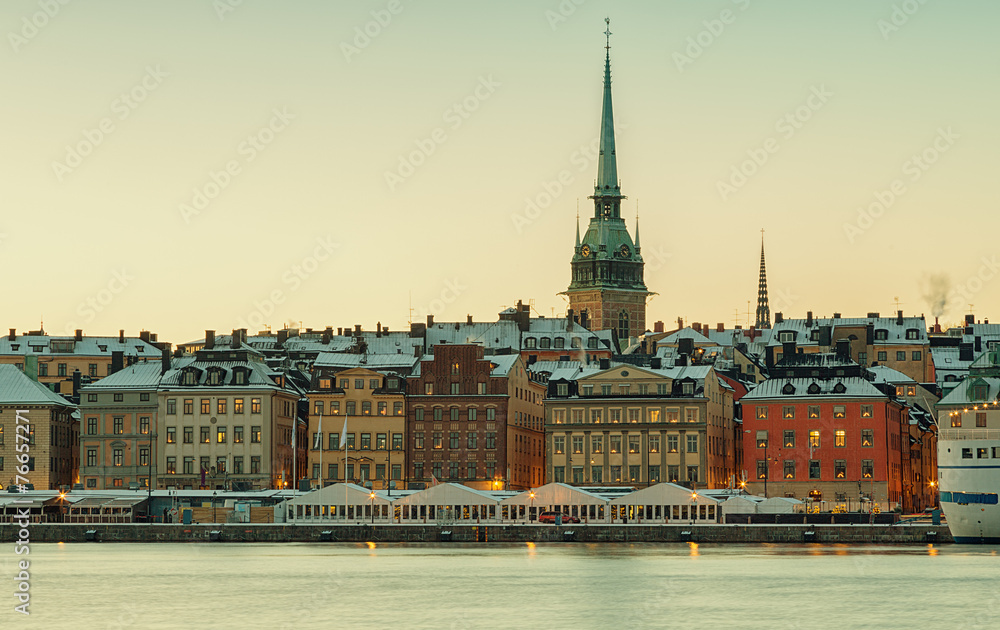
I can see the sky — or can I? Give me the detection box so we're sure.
[1,0,998,344]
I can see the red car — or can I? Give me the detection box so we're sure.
[537,511,580,524]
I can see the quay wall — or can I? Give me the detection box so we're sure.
[0,523,953,544]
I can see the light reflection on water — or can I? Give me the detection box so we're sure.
[19,543,1000,629]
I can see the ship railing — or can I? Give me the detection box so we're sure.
[938,429,1000,441]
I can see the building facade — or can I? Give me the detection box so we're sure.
[544,362,736,489]
[407,344,545,491]
[307,367,407,488]
[0,365,78,490]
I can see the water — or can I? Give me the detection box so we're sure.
[7,542,1000,629]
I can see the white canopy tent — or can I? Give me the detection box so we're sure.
[500,483,610,522]
[758,496,804,514]
[284,483,396,523]
[610,483,722,523]
[720,495,765,515]
[392,483,505,523]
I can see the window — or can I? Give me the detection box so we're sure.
[86,449,97,467]
[450,408,459,421]
[166,427,176,443]
[139,448,150,467]
[216,457,226,474]
[233,456,244,474]
[485,432,496,449]
[478,382,487,395]
[449,432,459,449]
[912,351,922,361]
[183,457,194,475]
[573,436,585,453]
[200,399,210,414]
[591,409,604,424]
[233,426,243,443]
[896,351,906,362]
[183,427,193,443]
[951,416,962,428]
[393,433,403,450]
[809,460,821,479]
[783,430,795,448]
[877,351,887,362]
[627,408,640,423]
[667,435,678,453]
[468,408,477,422]
[362,401,372,415]
[858,352,867,365]
[667,465,679,483]
[180,399,192,415]
[977,413,987,428]
[251,456,261,474]
[834,460,846,479]
[610,435,622,454]
[139,417,150,435]
[833,406,846,419]
[862,460,874,478]
[217,427,227,443]
[415,432,425,449]
[687,434,698,453]
[467,432,477,449]
[782,406,795,419]
[432,432,443,449]
[217,399,227,414]
[347,434,357,450]
[113,417,124,434]
[783,460,795,479]
[432,407,442,421]
[685,408,699,423]
[58,363,67,376]
[592,435,603,453]
[361,433,372,450]
[166,457,176,475]
[687,466,698,483]
[756,406,768,420]
[628,435,639,453]
[807,406,819,419]
[756,431,768,449]
[251,426,261,443]
[649,435,660,453]
[874,330,888,341]
[835,430,846,447]
[200,427,210,443]
[449,462,459,479]
[486,408,496,421]
[424,382,433,395]
[861,429,874,447]
[251,398,261,414]
[809,431,820,448]
[554,466,566,483]
[378,402,387,416]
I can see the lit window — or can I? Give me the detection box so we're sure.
[835,430,846,447]
[809,431,820,448]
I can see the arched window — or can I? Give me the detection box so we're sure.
[618,310,629,339]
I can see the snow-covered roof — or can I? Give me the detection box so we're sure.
[0,365,75,406]
[742,377,886,400]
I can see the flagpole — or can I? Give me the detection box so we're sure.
[318,412,323,487]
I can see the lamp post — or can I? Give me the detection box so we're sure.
[529,490,536,523]
[690,492,698,525]
[212,490,218,523]
[369,490,376,524]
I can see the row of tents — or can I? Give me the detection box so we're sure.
[281,482,804,525]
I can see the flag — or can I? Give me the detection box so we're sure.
[339,417,348,448]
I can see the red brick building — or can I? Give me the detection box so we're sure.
[406,344,545,491]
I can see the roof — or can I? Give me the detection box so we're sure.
[0,334,161,357]
[767,316,929,347]
[313,352,420,371]
[158,360,288,391]
[82,359,193,391]
[610,482,721,505]
[742,376,887,400]
[500,483,611,506]
[0,365,75,406]
[426,321,521,351]
[867,365,917,385]
[937,377,1000,407]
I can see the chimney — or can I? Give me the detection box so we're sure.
[599,358,610,370]
[678,338,694,356]
[975,336,982,353]
[566,309,574,331]
[835,338,851,360]
[466,315,473,325]
[692,322,701,334]
[965,314,975,326]
[833,312,841,319]
[650,357,662,370]
[933,317,942,334]
[675,355,688,367]
[806,311,813,327]
[119,329,125,343]
[782,341,797,360]
[161,344,172,375]
[414,344,423,357]
[76,329,84,341]
[819,326,832,346]
[427,315,434,328]
[959,342,974,362]
[717,323,725,333]
[277,329,288,348]
[322,328,332,344]
[897,310,904,325]
[866,324,875,345]
[677,317,684,330]
[376,322,382,338]
[72,369,81,398]
[774,312,783,324]
[139,330,150,343]
[230,330,240,349]
[205,330,215,350]
[337,328,343,336]
[409,322,426,338]
[110,351,124,375]
[354,324,362,337]
[8,328,15,341]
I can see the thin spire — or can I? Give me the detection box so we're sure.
[595,17,619,197]
[634,200,641,249]
[575,200,581,248]
[755,229,771,329]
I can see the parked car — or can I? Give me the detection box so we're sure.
[537,511,580,524]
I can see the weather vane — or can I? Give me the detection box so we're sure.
[605,17,612,51]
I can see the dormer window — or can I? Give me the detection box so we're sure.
[525,337,537,349]
[554,338,565,349]
[539,337,551,349]
[779,332,793,343]
[810,330,819,341]
[782,383,796,395]
[833,382,846,394]
[98,345,107,352]
[207,369,225,386]
[234,370,247,386]
[905,329,919,340]
[182,370,197,386]
[682,382,693,395]
[874,329,888,341]
[571,337,582,349]
[588,338,599,349]
[807,383,821,395]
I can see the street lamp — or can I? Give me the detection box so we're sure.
[690,492,698,525]
[529,490,536,523]
[369,491,376,524]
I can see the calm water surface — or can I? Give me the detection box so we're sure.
[7,542,999,629]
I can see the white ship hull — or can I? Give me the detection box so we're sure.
[937,430,1000,544]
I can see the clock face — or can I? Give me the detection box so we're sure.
[620,245,631,258]
[580,244,591,257]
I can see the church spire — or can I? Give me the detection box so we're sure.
[575,202,581,248]
[634,203,641,250]
[595,17,620,198]
[755,229,771,329]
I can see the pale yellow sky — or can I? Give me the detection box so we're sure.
[1,0,997,343]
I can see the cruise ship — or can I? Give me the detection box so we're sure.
[936,350,1000,544]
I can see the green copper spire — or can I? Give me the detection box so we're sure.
[595,18,620,199]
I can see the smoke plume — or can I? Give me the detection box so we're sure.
[921,273,950,318]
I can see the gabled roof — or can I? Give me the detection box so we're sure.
[743,376,886,400]
[82,360,189,390]
[868,365,917,385]
[767,316,928,347]
[0,365,75,406]
[158,360,286,390]
[0,335,160,357]
[937,377,1000,407]
[313,352,420,371]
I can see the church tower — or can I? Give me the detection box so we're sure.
[563,19,649,342]
[755,230,771,329]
